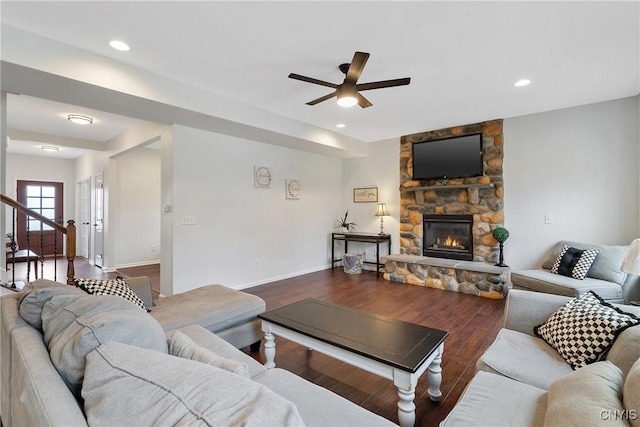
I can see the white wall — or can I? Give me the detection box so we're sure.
[503,95,639,269]
[341,138,401,263]
[170,125,343,294]
[75,121,170,271]
[113,147,161,267]
[5,153,76,236]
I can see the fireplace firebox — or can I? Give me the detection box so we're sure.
[423,214,473,261]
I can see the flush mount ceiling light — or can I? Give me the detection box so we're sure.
[514,79,531,87]
[40,145,60,152]
[109,40,130,51]
[67,114,93,125]
[336,123,346,128]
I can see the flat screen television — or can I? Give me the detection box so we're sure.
[412,133,483,180]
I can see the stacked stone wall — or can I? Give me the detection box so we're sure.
[399,120,504,263]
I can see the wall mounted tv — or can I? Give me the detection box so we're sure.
[412,133,484,180]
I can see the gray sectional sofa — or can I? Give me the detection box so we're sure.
[441,290,640,426]
[512,240,640,303]
[1,279,396,426]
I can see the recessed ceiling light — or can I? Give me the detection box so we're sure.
[336,124,346,128]
[109,40,130,51]
[67,114,93,125]
[41,145,60,152]
[514,79,531,87]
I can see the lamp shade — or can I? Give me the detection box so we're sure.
[375,203,390,217]
[621,238,640,275]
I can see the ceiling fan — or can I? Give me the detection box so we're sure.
[288,51,411,108]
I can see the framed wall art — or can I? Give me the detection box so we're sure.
[285,179,300,199]
[254,166,272,188]
[353,187,378,203]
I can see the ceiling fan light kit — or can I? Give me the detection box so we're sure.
[289,51,410,109]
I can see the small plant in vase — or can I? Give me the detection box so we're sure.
[492,227,509,267]
[336,211,357,232]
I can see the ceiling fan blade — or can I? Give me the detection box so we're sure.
[288,73,338,89]
[356,93,373,108]
[345,51,370,85]
[306,91,338,106]
[357,77,411,91]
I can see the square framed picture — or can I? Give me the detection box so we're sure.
[285,179,300,199]
[353,187,378,203]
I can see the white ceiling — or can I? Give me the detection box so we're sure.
[2,1,639,158]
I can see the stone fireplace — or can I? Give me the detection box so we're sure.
[423,214,473,261]
[381,119,508,299]
[399,119,504,264]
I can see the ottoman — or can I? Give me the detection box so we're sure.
[126,278,266,350]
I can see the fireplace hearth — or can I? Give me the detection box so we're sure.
[423,214,474,261]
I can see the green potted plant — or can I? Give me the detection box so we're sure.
[336,210,357,232]
[492,226,509,267]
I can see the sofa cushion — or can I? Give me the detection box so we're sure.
[18,279,86,329]
[477,328,573,390]
[439,371,548,427]
[544,361,626,427]
[82,341,304,426]
[624,358,640,427]
[169,324,266,378]
[168,329,249,377]
[41,294,167,397]
[251,367,396,426]
[511,269,623,301]
[542,241,628,285]
[606,325,640,379]
[75,277,146,310]
[534,291,639,369]
[150,284,265,332]
[550,244,599,280]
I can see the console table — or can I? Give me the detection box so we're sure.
[331,232,391,277]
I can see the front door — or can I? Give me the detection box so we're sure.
[16,180,64,256]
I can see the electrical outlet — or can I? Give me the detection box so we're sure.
[544,214,553,224]
[181,215,198,225]
[254,260,261,269]
[151,245,157,251]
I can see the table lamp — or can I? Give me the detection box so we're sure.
[375,203,390,235]
[621,238,640,305]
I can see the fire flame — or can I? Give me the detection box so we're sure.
[444,236,460,248]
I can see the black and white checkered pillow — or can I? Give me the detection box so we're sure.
[534,291,639,369]
[550,244,599,280]
[75,277,146,311]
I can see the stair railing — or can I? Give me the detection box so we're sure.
[1,193,75,286]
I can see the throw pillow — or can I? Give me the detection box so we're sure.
[82,341,304,426]
[544,361,626,427]
[42,294,167,398]
[18,279,87,329]
[534,291,639,369]
[75,277,146,310]
[550,244,600,280]
[168,330,250,377]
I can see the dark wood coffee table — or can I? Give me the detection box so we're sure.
[258,299,448,427]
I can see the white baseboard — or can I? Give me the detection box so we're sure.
[232,264,332,290]
[115,260,160,269]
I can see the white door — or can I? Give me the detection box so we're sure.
[93,174,104,268]
[79,179,91,259]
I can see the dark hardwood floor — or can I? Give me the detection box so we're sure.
[243,269,505,427]
[4,259,504,426]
